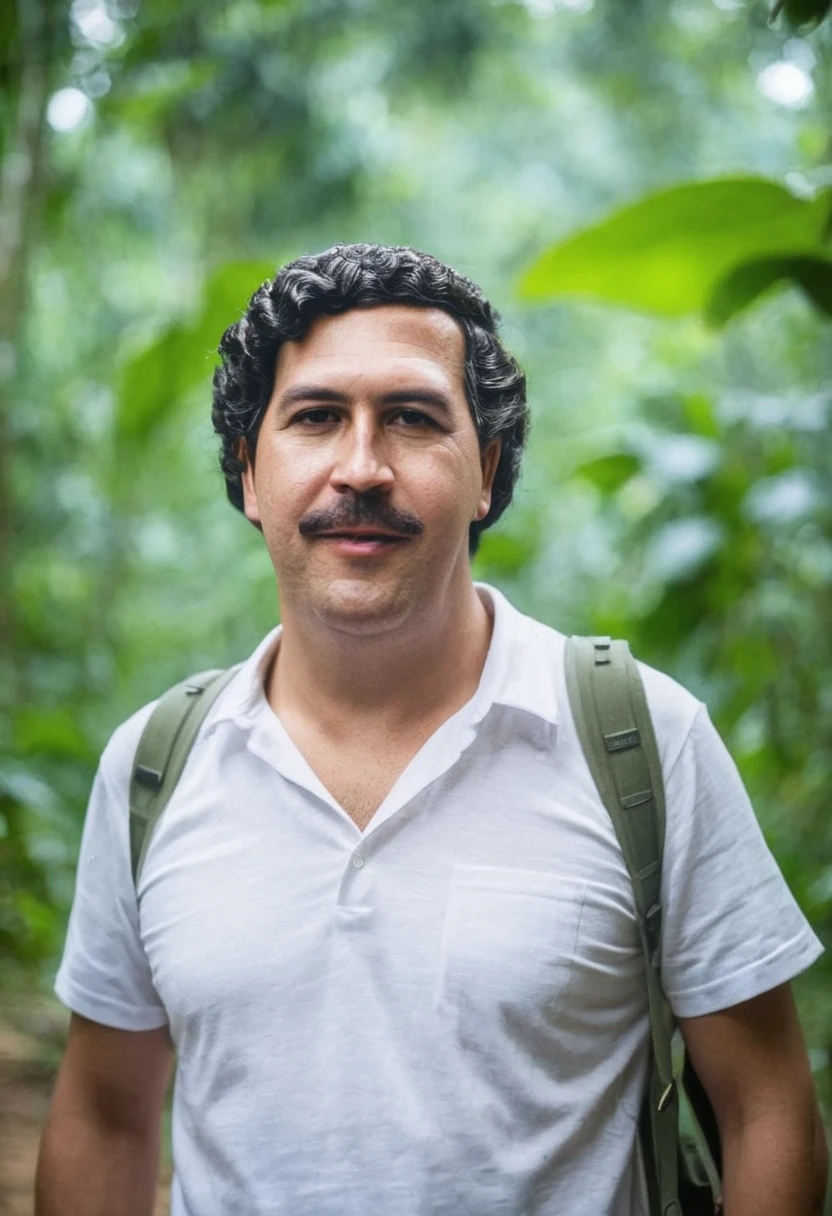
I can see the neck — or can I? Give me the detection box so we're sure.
[268,579,493,737]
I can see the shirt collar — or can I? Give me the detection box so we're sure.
[206,626,282,730]
[469,582,559,727]
[206,581,560,733]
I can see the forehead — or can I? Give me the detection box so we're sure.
[273,304,466,392]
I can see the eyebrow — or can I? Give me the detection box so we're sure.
[276,384,453,414]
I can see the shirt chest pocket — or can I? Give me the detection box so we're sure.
[436,865,588,1028]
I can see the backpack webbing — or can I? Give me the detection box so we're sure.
[565,635,721,1216]
[129,667,238,885]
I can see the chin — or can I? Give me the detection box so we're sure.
[310,580,414,635]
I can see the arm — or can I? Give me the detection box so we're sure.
[679,982,828,1216]
[35,1012,174,1216]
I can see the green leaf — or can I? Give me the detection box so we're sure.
[519,178,832,319]
[683,394,722,440]
[573,452,641,494]
[13,708,92,761]
[10,890,60,958]
[115,259,277,445]
[197,260,278,341]
[474,531,538,576]
[772,0,832,28]
[705,255,832,328]
[0,766,58,814]
[116,323,195,444]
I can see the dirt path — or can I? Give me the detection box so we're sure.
[0,1017,170,1215]
[0,1022,49,1216]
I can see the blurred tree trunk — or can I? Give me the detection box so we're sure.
[0,0,56,678]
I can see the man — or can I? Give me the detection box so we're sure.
[37,244,827,1215]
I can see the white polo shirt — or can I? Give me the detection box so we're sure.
[56,584,822,1216]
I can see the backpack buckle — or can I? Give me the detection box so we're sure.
[604,727,641,753]
[591,636,612,665]
[133,765,163,791]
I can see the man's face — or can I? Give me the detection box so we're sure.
[240,304,500,635]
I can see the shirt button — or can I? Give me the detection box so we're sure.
[352,855,365,869]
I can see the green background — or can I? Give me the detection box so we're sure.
[2,0,831,1200]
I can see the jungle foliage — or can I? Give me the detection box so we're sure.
[1,0,831,1157]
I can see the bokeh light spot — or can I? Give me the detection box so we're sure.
[756,61,814,109]
[72,0,122,48]
[47,88,92,132]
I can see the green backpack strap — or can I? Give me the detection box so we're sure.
[565,635,681,1216]
[129,667,238,887]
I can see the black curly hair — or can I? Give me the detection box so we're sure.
[212,243,528,555]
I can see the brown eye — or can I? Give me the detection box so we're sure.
[297,409,336,425]
[396,410,434,427]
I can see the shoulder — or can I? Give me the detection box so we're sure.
[632,656,706,777]
[97,662,251,793]
[521,605,705,775]
[97,700,160,800]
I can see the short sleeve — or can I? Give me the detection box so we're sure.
[659,704,823,1018]
[54,706,168,1031]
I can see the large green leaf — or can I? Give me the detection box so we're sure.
[116,323,195,445]
[115,259,276,445]
[519,179,832,323]
[196,260,278,349]
[706,255,832,328]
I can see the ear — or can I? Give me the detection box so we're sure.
[238,438,261,526]
[475,438,502,522]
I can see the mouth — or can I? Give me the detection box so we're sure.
[313,530,409,542]
[311,531,410,555]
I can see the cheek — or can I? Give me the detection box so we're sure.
[422,445,484,511]
[253,449,325,522]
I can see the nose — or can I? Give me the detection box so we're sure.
[329,415,394,495]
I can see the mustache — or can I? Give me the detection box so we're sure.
[299,495,424,537]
